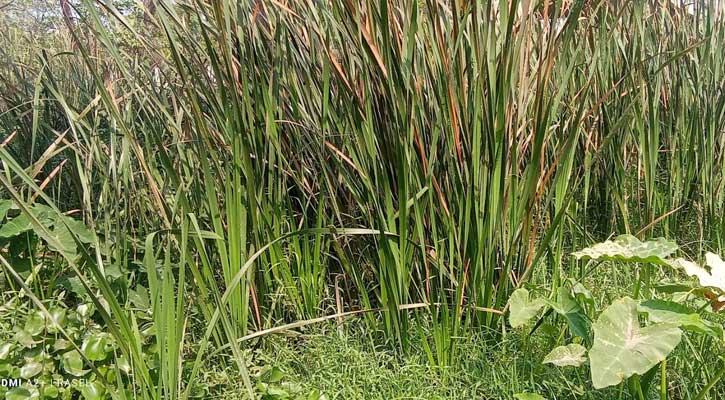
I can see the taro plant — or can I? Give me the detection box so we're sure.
[508,235,725,398]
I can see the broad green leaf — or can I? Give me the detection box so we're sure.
[0,200,13,221]
[54,339,72,352]
[20,361,43,378]
[61,350,89,376]
[24,311,46,336]
[128,286,150,310]
[0,213,33,238]
[55,215,94,243]
[57,276,86,298]
[80,381,105,400]
[569,280,595,310]
[572,235,678,265]
[671,253,725,292]
[260,365,286,383]
[5,387,36,400]
[47,307,66,333]
[543,343,587,367]
[589,297,682,389]
[104,262,124,280]
[76,304,95,319]
[0,342,12,360]
[514,394,546,400]
[638,299,723,341]
[82,333,110,361]
[549,288,590,338]
[13,330,36,348]
[46,222,76,257]
[0,206,53,239]
[116,356,131,374]
[508,289,546,328]
[40,385,59,399]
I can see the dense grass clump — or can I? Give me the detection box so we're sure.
[0,0,724,399]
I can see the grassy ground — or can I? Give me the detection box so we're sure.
[195,265,725,400]
[201,318,723,399]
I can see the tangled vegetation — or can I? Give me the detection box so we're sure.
[0,0,724,399]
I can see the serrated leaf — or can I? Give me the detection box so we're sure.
[589,297,682,389]
[572,235,678,265]
[543,343,587,367]
[508,289,546,328]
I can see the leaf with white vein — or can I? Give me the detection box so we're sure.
[671,253,725,293]
[572,235,678,266]
[543,343,587,367]
[508,288,546,328]
[589,297,682,389]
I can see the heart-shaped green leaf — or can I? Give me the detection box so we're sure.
[61,350,89,376]
[82,333,110,361]
[14,330,37,348]
[24,311,46,336]
[572,235,678,266]
[589,297,682,389]
[508,289,546,328]
[80,380,105,400]
[5,387,36,400]
[47,307,66,333]
[543,343,587,367]
[0,342,13,360]
[20,361,43,378]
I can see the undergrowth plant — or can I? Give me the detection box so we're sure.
[508,235,725,399]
